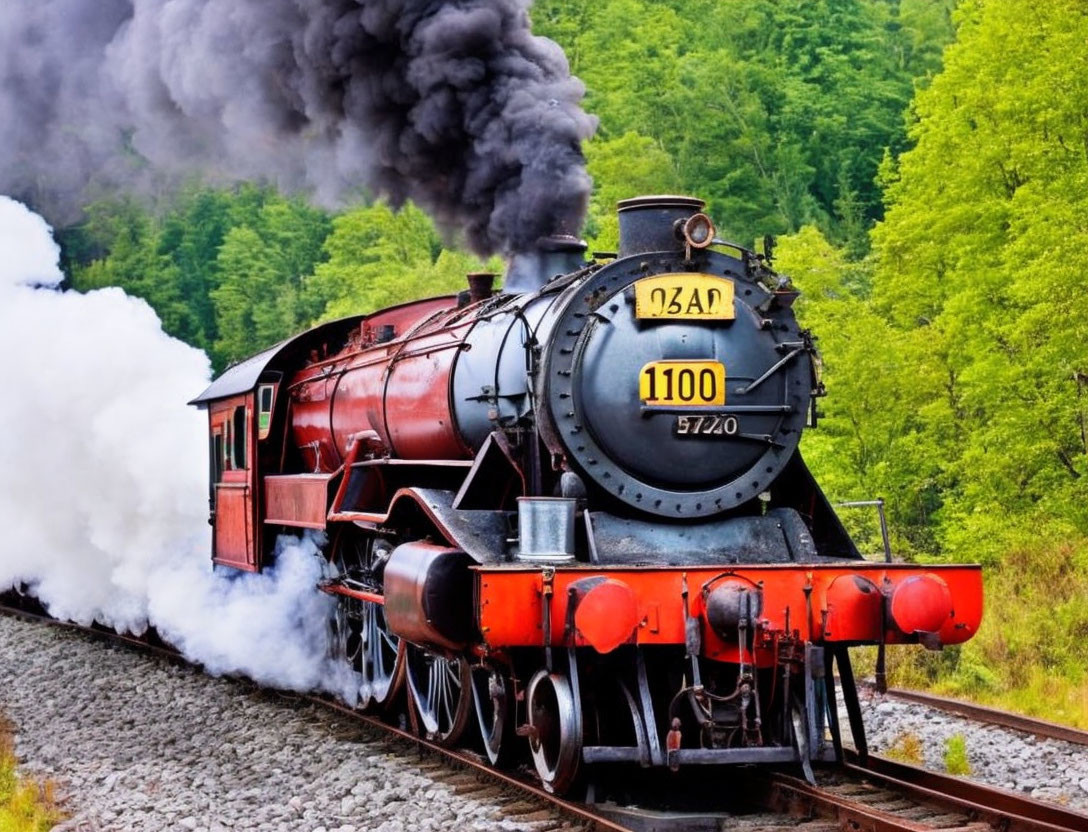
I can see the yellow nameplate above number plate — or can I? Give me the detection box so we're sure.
[634,274,735,321]
[639,360,726,407]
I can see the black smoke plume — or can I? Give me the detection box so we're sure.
[0,1,597,255]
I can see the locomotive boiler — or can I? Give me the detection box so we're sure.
[191,195,983,794]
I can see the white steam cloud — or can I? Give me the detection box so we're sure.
[0,196,347,695]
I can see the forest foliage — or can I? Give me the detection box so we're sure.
[777,0,1088,723]
[53,0,1088,721]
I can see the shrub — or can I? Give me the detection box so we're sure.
[0,719,64,832]
[943,733,971,776]
[885,731,925,765]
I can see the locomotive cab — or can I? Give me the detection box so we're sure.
[191,358,288,571]
[202,381,280,570]
[189,317,369,570]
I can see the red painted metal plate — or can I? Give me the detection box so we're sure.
[263,474,335,530]
[474,564,984,660]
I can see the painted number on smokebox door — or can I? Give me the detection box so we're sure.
[639,360,726,407]
[675,414,739,437]
[634,274,736,321]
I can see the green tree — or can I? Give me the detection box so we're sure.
[535,0,956,249]
[155,187,239,351]
[304,201,497,322]
[869,0,1088,559]
[777,227,941,553]
[583,132,680,251]
[64,186,331,368]
[210,192,331,365]
[67,197,194,343]
[211,227,292,363]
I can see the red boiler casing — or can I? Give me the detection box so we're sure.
[287,297,473,471]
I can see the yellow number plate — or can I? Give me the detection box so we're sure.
[639,360,726,407]
[634,274,735,321]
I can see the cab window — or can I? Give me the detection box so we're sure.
[257,384,276,439]
[212,432,224,482]
[222,418,233,470]
[232,405,247,470]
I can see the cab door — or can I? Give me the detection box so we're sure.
[209,394,258,571]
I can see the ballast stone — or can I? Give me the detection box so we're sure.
[0,615,558,831]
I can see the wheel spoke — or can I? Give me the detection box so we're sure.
[372,622,384,680]
[440,669,453,730]
[365,606,377,677]
[379,624,397,651]
[427,660,439,719]
[328,529,403,711]
[406,645,469,747]
[471,666,509,766]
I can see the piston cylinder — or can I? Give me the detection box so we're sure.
[383,541,476,650]
[704,579,762,641]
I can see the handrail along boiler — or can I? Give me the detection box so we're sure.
[191,195,983,794]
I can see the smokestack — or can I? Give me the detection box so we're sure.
[504,235,588,293]
[467,272,496,303]
[617,195,706,257]
[0,0,598,256]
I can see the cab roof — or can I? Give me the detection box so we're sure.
[188,316,364,408]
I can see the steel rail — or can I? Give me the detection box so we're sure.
[757,756,1088,832]
[311,694,631,832]
[764,772,1045,832]
[758,772,952,832]
[878,686,1088,747]
[845,750,1088,832]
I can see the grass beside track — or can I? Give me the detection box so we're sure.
[849,540,1088,731]
[0,716,63,832]
[859,643,1088,732]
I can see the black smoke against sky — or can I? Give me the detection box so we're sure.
[0,0,597,254]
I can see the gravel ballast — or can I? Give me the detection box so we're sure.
[0,614,572,832]
[5,611,1088,829]
[855,688,1088,812]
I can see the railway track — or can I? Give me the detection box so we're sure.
[761,753,1088,832]
[875,686,1088,747]
[2,593,1086,832]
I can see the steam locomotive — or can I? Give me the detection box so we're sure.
[191,195,982,794]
